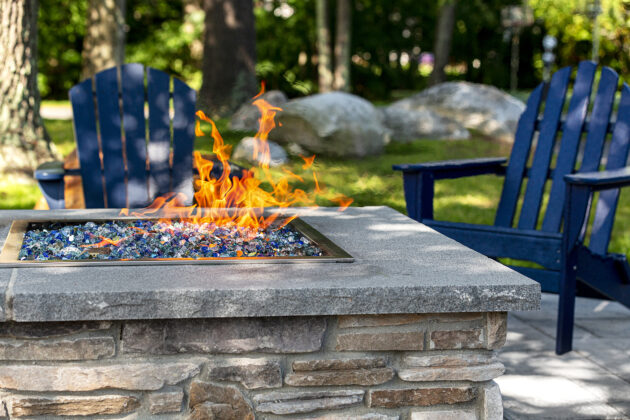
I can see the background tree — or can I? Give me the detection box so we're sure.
[198,0,257,115]
[429,0,457,86]
[81,0,126,79]
[0,0,58,176]
[333,0,352,91]
[316,0,333,92]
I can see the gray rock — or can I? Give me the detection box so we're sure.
[398,362,505,382]
[0,361,201,391]
[410,409,476,420]
[379,107,469,142]
[305,415,399,420]
[293,357,387,371]
[336,332,424,351]
[8,394,140,417]
[0,336,115,361]
[0,321,111,338]
[207,357,282,389]
[232,137,288,167]
[254,389,364,415]
[148,389,184,414]
[270,92,390,158]
[122,317,326,354]
[480,381,503,420]
[285,367,394,386]
[403,351,496,367]
[230,90,288,132]
[389,82,525,141]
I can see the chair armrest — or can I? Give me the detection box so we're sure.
[393,157,507,180]
[34,161,65,181]
[564,167,630,191]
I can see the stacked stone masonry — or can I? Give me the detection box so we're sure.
[0,312,507,419]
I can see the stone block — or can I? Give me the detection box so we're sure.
[8,394,140,417]
[338,313,482,328]
[430,329,484,350]
[188,381,254,420]
[122,317,326,354]
[410,409,477,420]
[486,312,507,349]
[0,336,114,361]
[336,332,424,351]
[368,387,476,408]
[304,414,399,420]
[207,358,282,389]
[403,351,495,367]
[0,321,111,338]
[480,381,503,420]
[148,389,184,414]
[286,367,394,386]
[0,362,201,391]
[398,362,505,382]
[253,389,364,414]
[293,357,387,371]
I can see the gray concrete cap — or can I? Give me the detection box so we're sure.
[0,206,540,322]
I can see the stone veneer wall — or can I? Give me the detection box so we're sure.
[0,312,507,419]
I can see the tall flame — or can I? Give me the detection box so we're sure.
[122,84,353,235]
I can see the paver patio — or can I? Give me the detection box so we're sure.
[498,293,630,419]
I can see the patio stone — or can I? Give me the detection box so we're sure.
[147,389,184,414]
[398,362,505,382]
[188,381,254,420]
[292,357,388,371]
[336,331,424,351]
[207,358,282,389]
[285,367,395,386]
[429,328,484,349]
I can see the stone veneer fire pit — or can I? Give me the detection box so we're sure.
[0,206,539,419]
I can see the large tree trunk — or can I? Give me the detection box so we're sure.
[429,0,456,86]
[0,0,58,177]
[198,0,257,115]
[81,0,126,80]
[333,0,351,91]
[316,0,333,93]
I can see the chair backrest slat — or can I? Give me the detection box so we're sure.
[495,83,544,227]
[69,79,106,208]
[541,61,597,232]
[171,78,196,205]
[121,63,150,207]
[517,66,571,230]
[95,67,127,208]
[589,83,630,254]
[69,63,196,208]
[147,68,172,200]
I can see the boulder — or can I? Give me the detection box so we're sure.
[270,92,390,158]
[232,137,288,167]
[389,82,525,141]
[379,107,469,142]
[230,90,288,132]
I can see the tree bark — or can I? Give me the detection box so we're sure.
[0,0,58,177]
[198,0,257,115]
[333,0,352,91]
[81,0,126,80]
[429,0,456,86]
[316,0,333,92]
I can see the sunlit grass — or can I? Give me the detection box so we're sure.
[3,118,627,257]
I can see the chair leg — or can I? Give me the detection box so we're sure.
[556,257,577,354]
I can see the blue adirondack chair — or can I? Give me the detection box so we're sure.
[394,61,630,354]
[35,63,197,209]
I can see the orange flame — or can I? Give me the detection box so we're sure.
[121,86,354,235]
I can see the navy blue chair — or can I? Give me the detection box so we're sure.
[394,61,630,354]
[35,63,196,209]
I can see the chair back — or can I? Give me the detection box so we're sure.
[69,63,196,208]
[495,61,630,255]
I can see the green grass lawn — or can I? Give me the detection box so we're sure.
[3,118,628,257]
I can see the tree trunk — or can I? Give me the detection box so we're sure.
[316,0,333,93]
[81,0,126,80]
[333,0,351,91]
[429,0,456,86]
[198,0,257,115]
[183,0,204,66]
[0,0,58,177]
